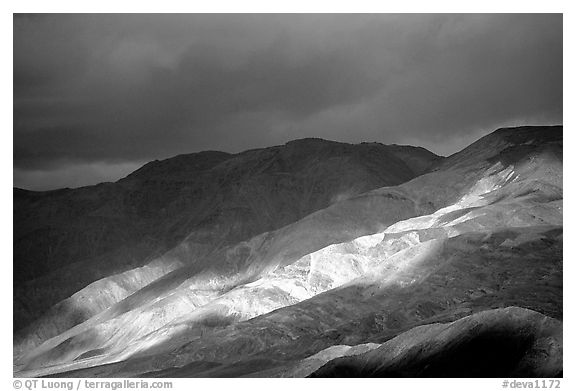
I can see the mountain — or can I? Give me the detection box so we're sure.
[13,125,562,377]
[14,139,441,354]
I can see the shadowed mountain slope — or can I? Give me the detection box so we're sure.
[309,307,562,378]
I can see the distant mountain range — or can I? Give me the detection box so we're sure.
[13,125,562,377]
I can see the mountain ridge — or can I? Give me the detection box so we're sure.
[13,125,563,377]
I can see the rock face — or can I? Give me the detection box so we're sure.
[13,126,562,378]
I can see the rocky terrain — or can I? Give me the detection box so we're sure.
[13,125,562,377]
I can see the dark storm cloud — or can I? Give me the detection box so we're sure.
[13,14,562,189]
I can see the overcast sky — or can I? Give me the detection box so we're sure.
[14,14,562,190]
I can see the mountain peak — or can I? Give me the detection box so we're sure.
[435,125,562,170]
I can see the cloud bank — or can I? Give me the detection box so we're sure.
[14,14,562,190]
